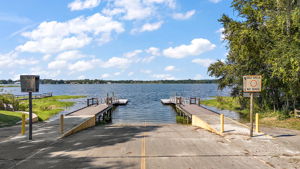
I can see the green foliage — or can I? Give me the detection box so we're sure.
[19,95,85,121]
[209,0,300,114]
[0,111,28,127]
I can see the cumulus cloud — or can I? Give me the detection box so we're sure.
[132,21,163,33]
[103,0,175,20]
[172,10,196,20]
[68,59,101,72]
[68,0,101,11]
[17,13,124,54]
[194,74,203,80]
[140,69,152,74]
[128,72,134,76]
[216,27,225,41]
[192,58,216,67]
[101,73,110,79]
[163,38,216,59]
[146,47,160,56]
[0,51,38,68]
[48,60,67,69]
[152,74,175,80]
[164,65,175,71]
[56,50,87,61]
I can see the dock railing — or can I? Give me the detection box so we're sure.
[169,96,201,105]
[15,92,52,100]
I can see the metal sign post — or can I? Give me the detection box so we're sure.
[243,75,262,137]
[20,75,39,140]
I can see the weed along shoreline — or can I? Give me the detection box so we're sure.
[201,96,300,131]
[0,95,86,127]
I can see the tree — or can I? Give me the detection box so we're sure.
[209,0,300,114]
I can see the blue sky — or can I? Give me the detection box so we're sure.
[0,0,234,80]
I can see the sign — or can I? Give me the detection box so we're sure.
[20,75,40,92]
[243,75,262,92]
[243,92,260,97]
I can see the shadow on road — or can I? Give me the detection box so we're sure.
[0,124,161,169]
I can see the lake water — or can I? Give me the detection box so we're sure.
[1,84,238,124]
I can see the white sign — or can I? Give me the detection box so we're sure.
[243,75,262,92]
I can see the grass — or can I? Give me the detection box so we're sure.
[201,96,300,130]
[0,110,28,127]
[0,85,18,87]
[19,95,85,121]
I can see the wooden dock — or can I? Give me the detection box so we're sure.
[162,96,263,137]
[60,96,128,137]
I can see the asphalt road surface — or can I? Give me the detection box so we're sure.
[1,123,299,169]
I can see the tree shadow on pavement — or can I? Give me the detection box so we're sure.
[1,124,160,169]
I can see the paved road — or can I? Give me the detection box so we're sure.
[0,124,299,169]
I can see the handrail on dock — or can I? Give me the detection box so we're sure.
[15,92,53,100]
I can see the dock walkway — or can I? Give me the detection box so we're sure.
[162,97,264,137]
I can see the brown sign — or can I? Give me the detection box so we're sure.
[243,75,262,92]
[20,75,40,92]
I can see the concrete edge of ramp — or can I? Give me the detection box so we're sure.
[191,115,223,136]
[60,116,96,138]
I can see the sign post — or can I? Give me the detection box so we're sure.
[20,75,39,140]
[243,75,261,137]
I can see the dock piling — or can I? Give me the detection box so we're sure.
[21,113,26,135]
[255,113,259,133]
[220,114,224,133]
[60,114,64,134]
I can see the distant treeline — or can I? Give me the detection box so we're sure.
[0,79,218,84]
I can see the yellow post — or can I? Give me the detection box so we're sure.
[220,114,224,133]
[21,113,26,135]
[255,113,259,133]
[60,114,64,134]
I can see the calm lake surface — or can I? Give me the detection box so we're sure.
[2,84,237,124]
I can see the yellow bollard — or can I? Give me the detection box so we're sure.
[60,114,64,134]
[255,113,259,133]
[21,114,26,135]
[220,114,224,133]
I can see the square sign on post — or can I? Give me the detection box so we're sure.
[243,75,262,92]
[20,75,40,140]
[243,75,262,137]
[20,75,40,92]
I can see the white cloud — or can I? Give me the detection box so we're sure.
[43,54,51,61]
[152,74,175,80]
[209,0,222,3]
[132,21,163,33]
[140,69,152,74]
[216,27,225,41]
[140,55,155,63]
[146,47,160,56]
[30,67,61,79]
[101,73,110,79]
[163,38,216,59]
[192,58,216,67]
[128,72,134,76]
[164,65,175,71]
[48,60,67,69]
[103,0,175,21]
[78,75,86,79]
[114,72,121,76]
[124,49,143,58]
[56,50,86,61]
[17,13,124,54]
[0,51,38,68]
[143,0,176,8]
[101,57,132,69]
[194,74,203,80]
[68,59,101,72]
[172,10,196,20]
[68,0,101,11]
[114,0,153,20]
